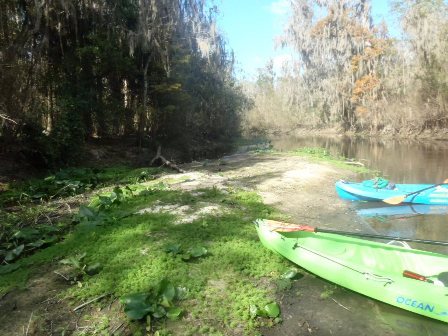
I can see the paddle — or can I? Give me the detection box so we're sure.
[262,219,448,246]
[383,179,448,205]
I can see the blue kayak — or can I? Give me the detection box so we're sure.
[336,180,448,205]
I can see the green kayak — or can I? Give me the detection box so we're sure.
[255,219,448,323]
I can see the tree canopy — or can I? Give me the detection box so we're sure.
[0,0,248,167]
[243,0,448,135]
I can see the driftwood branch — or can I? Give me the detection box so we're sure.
[150,145,186,173]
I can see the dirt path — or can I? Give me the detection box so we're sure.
[182,152,364,230]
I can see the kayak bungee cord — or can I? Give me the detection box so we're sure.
[292,241,394,285]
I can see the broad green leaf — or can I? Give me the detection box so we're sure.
[5,244,25,261]
[249,304,259,319]
[59,257,81,269]
[120,293,152,320]
[0,263,20,274]
[152,305,166,319]
[59,253,86,269]
[85,263,102,276]
[264,303,280,318]
[166,307,182,320]
[175,287,188,300]
[79,205,96,219]
[39,225,59,234]
[281,269,302,280]
[99,196,112,206]
[27,240,46,248]
[189,246,207,258]
[159,296,172,308]
[180,253,191,261]
[159,279,176,302]
[110,191,118,202]
[31,193,46,199]
[27,236,57,248]
[164,244,181,255]
[12,228,39,241]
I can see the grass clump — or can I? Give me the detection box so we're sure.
[288,147,372,174]
[0,167,164,267]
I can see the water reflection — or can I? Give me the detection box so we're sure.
[271,135,448,183]
[352,202,448,255]
[271,135,448,250]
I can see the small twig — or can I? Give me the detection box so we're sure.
[108,297,117,311]
[65,202,72,213]
[25,311,34,336]
[110,322,125,335]
[344,161,364,167]
[53,271,69,281]
[0,113,18,124]
[301,320,312,334]
[73,293,109,312]
[41,296,57,305]
[331,297,351,311]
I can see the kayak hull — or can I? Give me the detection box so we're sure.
[336,180,448,205]
[255,219,448,323]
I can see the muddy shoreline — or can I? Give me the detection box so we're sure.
[186,152,448,336]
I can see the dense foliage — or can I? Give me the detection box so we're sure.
[243,0,448,135]
[0,0,248,167]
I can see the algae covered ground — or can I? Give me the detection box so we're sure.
[0,149,373,335]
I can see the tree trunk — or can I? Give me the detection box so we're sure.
[138,55,151,149]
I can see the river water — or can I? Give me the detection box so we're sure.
[266,135,448,336]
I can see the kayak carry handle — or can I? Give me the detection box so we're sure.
[403,270,434,283]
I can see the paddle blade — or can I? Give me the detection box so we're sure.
[383,195,406,205]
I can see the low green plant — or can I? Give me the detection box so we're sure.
[249,302,281,319]
[164,244,208,261]
[320,286,335,299]
[121,279,185,321]
[0,223,60,264]
[59,252,102,280]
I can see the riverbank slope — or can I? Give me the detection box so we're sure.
[3,151,438,335]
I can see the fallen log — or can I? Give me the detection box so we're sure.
[150,145,186,173]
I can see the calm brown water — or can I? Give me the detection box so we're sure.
[265,136,448,336]
[271,135,448,183]
[271,135,448,246]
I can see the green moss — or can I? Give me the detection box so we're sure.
[0,182,289,335]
